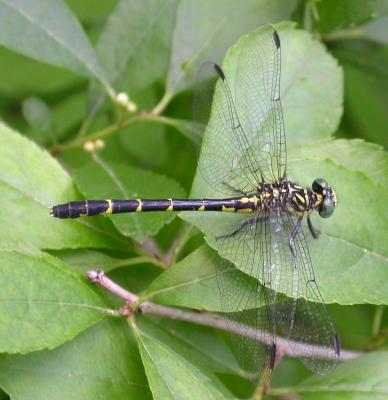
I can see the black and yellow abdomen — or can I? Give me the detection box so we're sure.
[50,195,260,219]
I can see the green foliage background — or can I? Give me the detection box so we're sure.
[0,0,387,399]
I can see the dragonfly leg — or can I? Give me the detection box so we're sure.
[307,215,320,239]
[288,216,303,261]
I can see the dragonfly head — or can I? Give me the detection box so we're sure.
[312,178,337,218]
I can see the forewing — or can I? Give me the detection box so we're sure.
[194,62,264,195]
[235,27,286,182]
[194,26,285,195]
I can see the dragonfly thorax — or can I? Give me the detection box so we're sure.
[256,180,334,217]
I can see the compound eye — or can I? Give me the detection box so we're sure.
[319,197,335,218]
[312,178,328,194]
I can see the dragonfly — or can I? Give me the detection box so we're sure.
[51,26,339,383]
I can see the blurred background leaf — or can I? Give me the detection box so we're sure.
[0,245,105,353]
[0,122,128,250]
[303,0,388,35]
[0,0,109,85]
[330,38,388,148]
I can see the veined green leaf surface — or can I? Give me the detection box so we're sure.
[0,122,130,250]
[0,245,105,353]
[0,319,151,400]
[287,138,388,189]
[132,316,234,400]
[0,0,109,85]
[308,0,388,35]
[273,352,388,400]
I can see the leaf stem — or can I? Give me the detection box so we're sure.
[86,270,361,362]
[49,113,174,153]
[372,305,386,337]
[107,256,166,270]
[265,387,297,397]
[87,270,139,304]
[167,225,194,266]
[151,90,174,115]
[322,28,365,42]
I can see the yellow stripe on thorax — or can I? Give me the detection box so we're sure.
[295,193,305,204]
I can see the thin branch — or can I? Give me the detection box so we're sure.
[49,113,174,154]
[103,256,166,270]
[87,270,139,304]
[151,90,174,115]
[87,270,361,362]
[322,27,365,42]
[137,238,169,267]
[166,225,194,266]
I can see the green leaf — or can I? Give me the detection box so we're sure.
[364,15,388,44]
[0,45,83,97]
[275,352,388,400]
[0,122,128,250]
[0,245,105,353]
[115,88,168,167]
[151,318,245,377]
[308,0,388,35]
[167,0,298,94]
[288,138,388,189]
[22,96,53,144]
[132,316,233,399]
[51,91,87,141]
[0,319,151,400]
[95,0,177,89]
[65,0,119,23]
[50,248,135,273]
[0,0,109,85]
[279,27,343,146]
[331,39,388,148]
[134,317,254,398]
[142,245,259,312]
[155,118,203,149]
[86,0,178,123]
[74,158,186,243]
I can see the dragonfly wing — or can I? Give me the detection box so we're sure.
[273,210,339,374]
[235,27,286,182]
[193,26,284,195]
[215,211,276,382]
[194,62,264,195]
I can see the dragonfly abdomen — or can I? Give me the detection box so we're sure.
[50,196,261,219]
